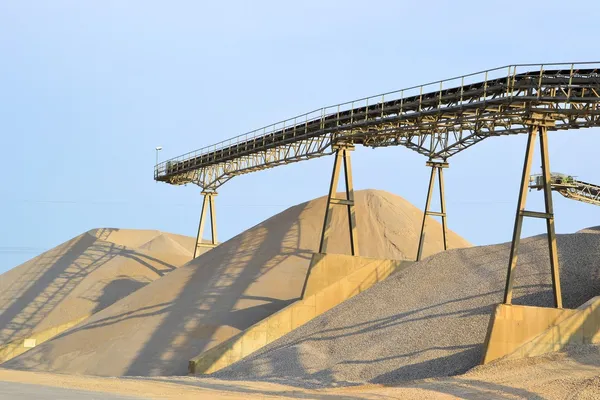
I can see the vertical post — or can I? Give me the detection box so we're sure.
[416,161,449,261]
[539,127,562,308]
[503,127,537,304]
[503,118,562,308]
[417,167,437,261]
[342,148,359,256]
[319,144,358,256]
[438,166,448,251]
[209,193,218,247]
[319,150,343,254]
[194,191,218,259]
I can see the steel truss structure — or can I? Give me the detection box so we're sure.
[416,161,448,261]
[530,173,600,206]
[155,62,600,188]
[504,120,562,308]
[194,191,218,258]
[319,144,358,256]
[156,62,600,308]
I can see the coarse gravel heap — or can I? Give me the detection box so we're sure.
[3,190,469,376]
[214,227,600,388]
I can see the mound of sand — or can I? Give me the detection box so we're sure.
[212,228,600,388]
[3,189,470,376]
[0,228,198,356]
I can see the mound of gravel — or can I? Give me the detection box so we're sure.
[3,190,469,377]
[214,228,600,388]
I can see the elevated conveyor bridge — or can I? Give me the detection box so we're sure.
[155,63,600,188]
[155,62,600,309]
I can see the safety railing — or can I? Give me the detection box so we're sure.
[155,62,600,180]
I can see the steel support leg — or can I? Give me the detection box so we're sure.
[540,127,562,308]
[416,161,449,261]
[319,144,358,256]
[193,191,218,259]
[439,166,448,252]
[503,124,562,308]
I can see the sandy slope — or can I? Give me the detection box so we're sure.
[0,229,198,351]
[3,190,470,377]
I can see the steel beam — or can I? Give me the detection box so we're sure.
[504,127,537,305]
[319,144,359,256]
[193,191,218,259]
[416,161,449,261]
[539,126,562,308]
[503,124,563,308]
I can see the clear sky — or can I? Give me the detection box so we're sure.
[1,0,600,274]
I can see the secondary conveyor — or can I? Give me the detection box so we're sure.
[155,62,600,309]
[530,173,600,206]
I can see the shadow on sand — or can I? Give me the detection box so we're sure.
[0,229,178,346]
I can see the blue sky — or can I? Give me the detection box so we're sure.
[1,0,600,273]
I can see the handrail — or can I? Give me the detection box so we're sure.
[154,61,600,181]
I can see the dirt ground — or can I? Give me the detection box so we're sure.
[1,345,599,399]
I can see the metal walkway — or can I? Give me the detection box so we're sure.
[530,173,600,206]
[155,61,600,309]
[155,62,600,189]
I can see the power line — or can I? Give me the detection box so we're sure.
[0,246,47,254]
[1,199,292,208]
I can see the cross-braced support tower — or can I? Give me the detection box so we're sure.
[416,160,449,261]
[153,63,600,282]
[193,190,218,259]
[504,114,562,308]
[319,143,359,256]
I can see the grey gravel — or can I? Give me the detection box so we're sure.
[213,227,600,388]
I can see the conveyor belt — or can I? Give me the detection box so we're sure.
[155,62,600,189]
[530,173,600,206]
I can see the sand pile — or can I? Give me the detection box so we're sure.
[213,227,600,388]
[0,228,198,357]
[3,190,470,376]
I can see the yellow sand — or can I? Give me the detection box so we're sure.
[0,228,201,362]
[3,190,469,377]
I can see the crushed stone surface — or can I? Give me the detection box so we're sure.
[3,190,468,377]
[214,228,600,388]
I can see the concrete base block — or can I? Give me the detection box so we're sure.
[189,253,410,374]
[482,296,600,364]
[0,314,91,363]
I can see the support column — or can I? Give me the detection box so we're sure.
[319,144,359,256]
[416,160,449,261]
[503,117,562,308]
[193,190,218,259]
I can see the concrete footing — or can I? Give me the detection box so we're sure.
[482,296,600,364]
[189,253,410,374]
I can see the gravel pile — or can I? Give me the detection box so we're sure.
[4,190,469,377]
[214,228,600,388]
